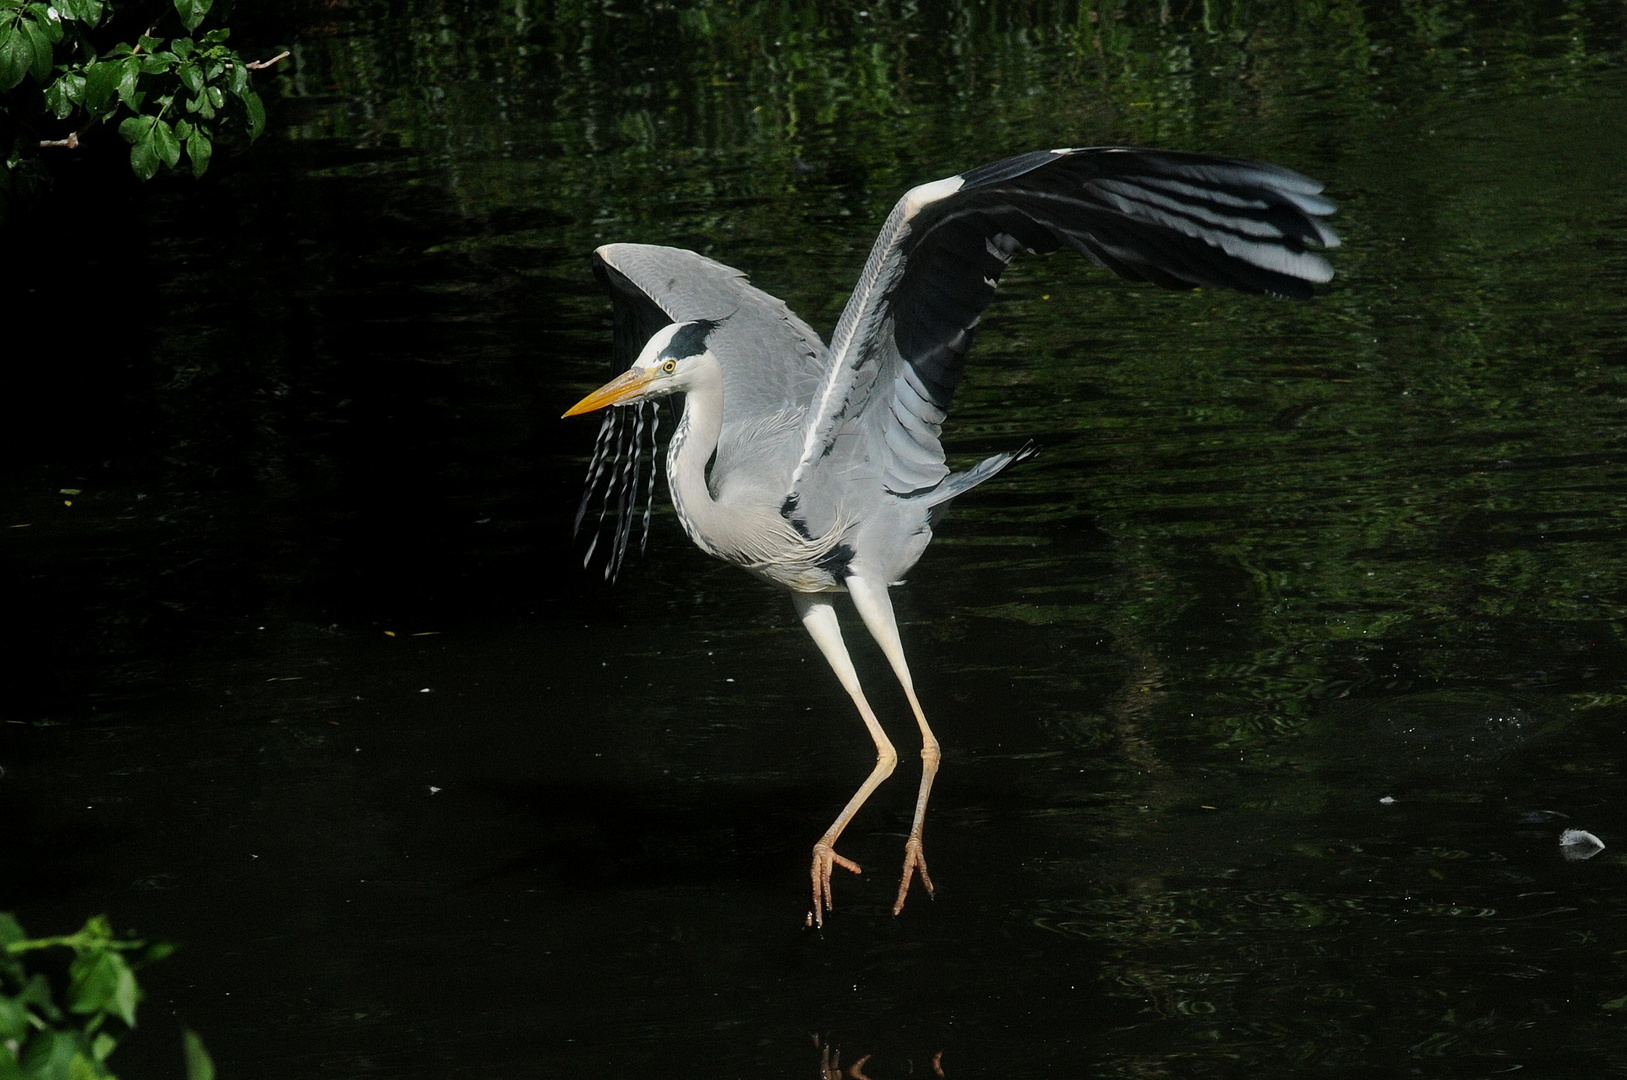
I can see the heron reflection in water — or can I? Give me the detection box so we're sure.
[563,147,1338,926]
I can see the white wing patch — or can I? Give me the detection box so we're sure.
[901,175,966,220]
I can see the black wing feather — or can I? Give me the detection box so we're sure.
[592,255,675,372]
[887,147,1338,419]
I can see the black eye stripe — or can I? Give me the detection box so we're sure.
[658,317,721,360]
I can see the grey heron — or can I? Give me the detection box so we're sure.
[563,147,1338,926]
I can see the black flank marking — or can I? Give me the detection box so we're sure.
[818,543,855,583]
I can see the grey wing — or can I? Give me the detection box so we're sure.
[594,244,828,426]
[788,146,1340,528]
[593,244,828,497]
[577,245,829,580]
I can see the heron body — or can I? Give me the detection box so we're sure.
[564,146,1339,926]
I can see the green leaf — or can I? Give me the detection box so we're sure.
[19,1029,77,1080]
[184,90,203,113]
[67,1049,104,1080]
[43,70,85,118]
[19,972,61,1020]
[18,13,50,83]
[241,87,263,139]
[31,2,62,43]
[0,995,28,1040]
[186,128,211,176]
[173,0,211,33]
[205,84,223,109]
[128,135,156,178]
[67,951,120,1015]
[177,59,201,91]
[82,58,119,110]
[56,0,102,23]
[117,114,148,144]
[89,1032,117,1064]
[172,36,193,60]
[174,118,192,139]
[151,118,181,168]
[116,54,140,105]
[0,913,25,947]
[111,964,138,1026]
[183,1030,215,1080]
[0,25,28,91]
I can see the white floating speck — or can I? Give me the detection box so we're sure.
[1379,796,1396,805]
[428,786,441,794]
[1560,829,1605,861]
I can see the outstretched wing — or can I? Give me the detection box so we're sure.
[788,147,1340,517]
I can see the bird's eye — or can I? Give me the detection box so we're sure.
[661,359,677,374]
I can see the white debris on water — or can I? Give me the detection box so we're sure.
[1559,828,1605,861]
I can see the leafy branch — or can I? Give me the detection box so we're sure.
[0,913,212,1080]
[0,0,284,220]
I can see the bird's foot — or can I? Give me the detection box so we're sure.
[808,841,862,928]
[891,836,934,916]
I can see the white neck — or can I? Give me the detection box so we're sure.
[661,352,843,582]
[664,354,733,559]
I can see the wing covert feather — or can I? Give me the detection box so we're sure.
[592,244,829,494]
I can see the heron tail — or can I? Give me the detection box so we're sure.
[915,439,1040,511]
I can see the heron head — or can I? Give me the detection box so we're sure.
[562,319,721,417]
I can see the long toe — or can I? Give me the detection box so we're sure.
[809,842,863,927]
[892,837,933,916]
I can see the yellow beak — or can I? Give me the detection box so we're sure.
[562,368,659,418]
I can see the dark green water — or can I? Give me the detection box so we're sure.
[5,2,1627,1076]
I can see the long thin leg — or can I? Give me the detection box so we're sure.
[846,576,939,916]
[793,592,898,927]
